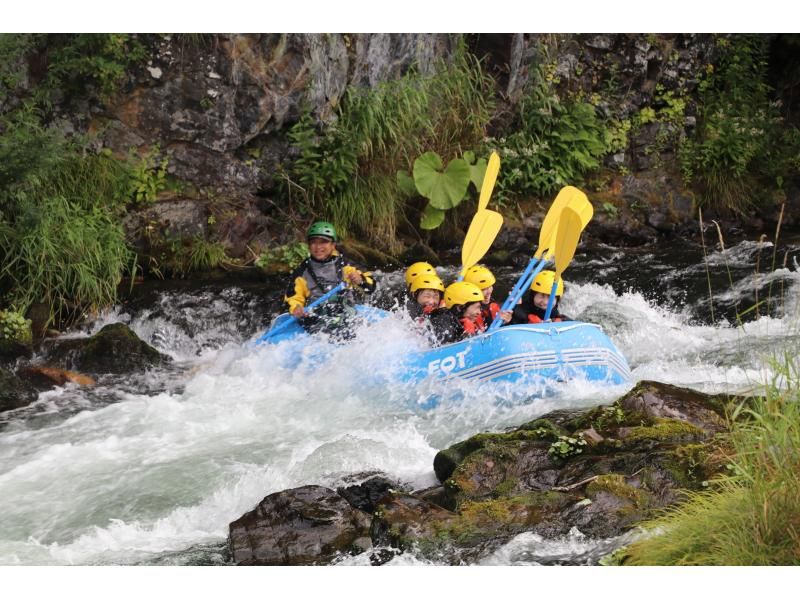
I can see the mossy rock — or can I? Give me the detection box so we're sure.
[618,419,707,450]
[45,323,171,375]
[413,492,572,555]
[434,428,554,483]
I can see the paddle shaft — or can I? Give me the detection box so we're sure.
[255,281,347,344]
[487,256,549,332]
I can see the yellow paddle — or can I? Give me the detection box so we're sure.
[478,152,501,211]
[537,186,592,260]
[543,205,583,320]
[459,209,504,279]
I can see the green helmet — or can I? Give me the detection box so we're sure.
[306,221,337,242]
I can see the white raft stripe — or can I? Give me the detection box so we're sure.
[442,347,631,383]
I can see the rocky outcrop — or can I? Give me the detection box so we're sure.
[228,485,372,565]
[227,381,738,565]
[43,323,171,375]
[0,367,39,413]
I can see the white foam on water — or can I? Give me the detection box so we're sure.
[2,255,798,565]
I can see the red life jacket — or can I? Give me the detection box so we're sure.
[476,302,500,330]
[460,317,483,335]
[527,314,563,324]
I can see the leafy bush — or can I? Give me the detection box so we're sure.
[679,35,800,212]
[128,145,169,205]
[548,435,588,459]
[0,195,132,325]
[256,242,309,271]
[0,309,32,342]
[486,58,609,202]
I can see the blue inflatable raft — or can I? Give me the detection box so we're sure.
[258,306,631,388]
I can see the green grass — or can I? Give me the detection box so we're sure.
[620,354,800,565]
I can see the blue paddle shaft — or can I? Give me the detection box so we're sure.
[543,279,558,321]
[256,281,347,344]
[488,257,548,332]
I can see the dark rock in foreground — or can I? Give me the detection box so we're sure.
[227,381,739,565]
[44,323,171,375]
[228,485,372,565]
[0,367,39,413]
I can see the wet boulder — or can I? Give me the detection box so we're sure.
[0,367,38,413]
[228,485,372,565]
[44,323,171,375]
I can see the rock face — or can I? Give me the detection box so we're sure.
[44,323,170,375]
[228,485,372,565]
[227,381,738,565]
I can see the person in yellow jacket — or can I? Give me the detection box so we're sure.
[285,221,376,337]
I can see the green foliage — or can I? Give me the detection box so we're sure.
[594,404,625,430]
[601,202,619,218]
[399,149,488,229]
[679,35,800,212]
[0,195,133,326]
[128,145,169,205]
[38,34,147,102]
[548,435,588,459]
[486,56,610,202]
[285,38,494,249]
[412,151,471,210]
[0,107,135,326]
[621,355,800,565]
[256,242,309,271]
[0,309,32,342]
[0,104,69,191]
[147,236,228,279]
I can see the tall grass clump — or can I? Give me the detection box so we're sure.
[621,353,800,565]
[286,38,494,250]
[0,105,135,327]
[679,35,800,213]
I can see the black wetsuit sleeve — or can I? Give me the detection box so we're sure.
[428,309,462,346]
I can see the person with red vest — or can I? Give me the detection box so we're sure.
[407,274,446,324]
[428,281,485,346]
[462,265,512,331]
[511,270,572,324]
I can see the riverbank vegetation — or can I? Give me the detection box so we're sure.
[1,33,799,331]
[618,354,800,565]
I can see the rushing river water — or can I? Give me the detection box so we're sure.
[1,235,799,565]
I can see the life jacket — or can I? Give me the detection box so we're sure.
[460,317,482,335]
[476,302,500,329]
[527,313,563,324]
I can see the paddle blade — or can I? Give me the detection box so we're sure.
[567,192,593,229]
[534,186,584,259]
[461,209,503,271]
[554,206,583,276]
[478,152,501,211]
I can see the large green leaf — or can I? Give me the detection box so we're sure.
[396,170,417,198]
[420,204,446,230]
[468,157,487,191]
[413,151,471,210]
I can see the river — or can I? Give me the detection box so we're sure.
[1,234,799,565]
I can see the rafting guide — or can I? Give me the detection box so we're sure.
[283,221,376,339]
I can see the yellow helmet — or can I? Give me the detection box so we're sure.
[444,281,484,309]
[410,275,445,295]
[404,262,436,287]
[531,270,564,297]
[463,265,496,290]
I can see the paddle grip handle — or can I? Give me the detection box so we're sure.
[256,282,347,344]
